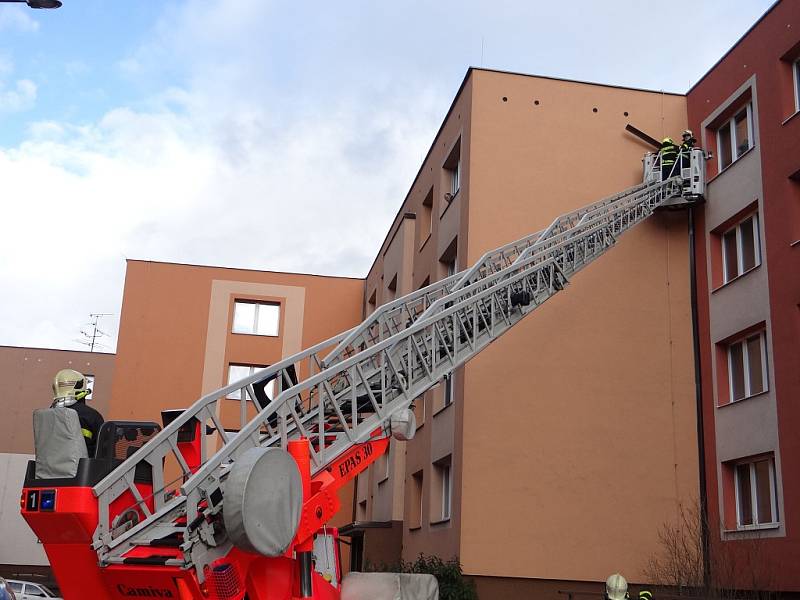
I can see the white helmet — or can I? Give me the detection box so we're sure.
[52,368,90,408]
[682,129,694,138]
[606,573,629,600]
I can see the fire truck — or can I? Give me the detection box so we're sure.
[20,149,705,599]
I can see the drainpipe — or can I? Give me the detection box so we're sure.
[688,206,711,591]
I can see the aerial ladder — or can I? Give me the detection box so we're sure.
[21,150,705,600]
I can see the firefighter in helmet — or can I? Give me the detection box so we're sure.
[658,137,679,180]
[605,573,629,600]
[52,368,104,456]
[679,129,696,174]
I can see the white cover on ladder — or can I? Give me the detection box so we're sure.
[33,408,88,478]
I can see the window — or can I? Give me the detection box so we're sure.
[722,214,760,283]
[227,364,274,400]
[440,462,452,520]
[735,457,778,528]
[409,470,423,529]
[385,274,398,303]
[443,372,455,407]
[448,159,461,197]
[717,104,753,170]
[356,499,367,521]
[443,137,462,204]
[85,374,95,401]
[232,301,280,336]
[419,189,433,248]
[794,58,800,113]
[7,583,23,594]
[727,331,767,402]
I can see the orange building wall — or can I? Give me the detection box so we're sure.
[111,260,365,538]
[458,71,699,582]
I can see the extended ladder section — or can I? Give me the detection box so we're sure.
[91,172,691,578]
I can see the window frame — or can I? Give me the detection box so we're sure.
[717,103,754,171]
[794,58,800,114]
[232,300,281,337]
[441,462,452,521]
[443,372,455,407]
[227,363,272,400]
[721,213,761,284]
[726,330,768,403]
[734,456,779,530]
[449,158,461,197]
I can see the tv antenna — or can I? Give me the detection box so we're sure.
[76,313,113,352]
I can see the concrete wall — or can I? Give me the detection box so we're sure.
[357,67,699,586]
[459,69,697,583]
[0,454,47,567]
[0,346,114,455]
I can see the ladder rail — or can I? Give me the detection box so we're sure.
[94,176,684,570]
[177,177,679,514]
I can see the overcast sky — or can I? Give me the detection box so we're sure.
[0,0,775,352]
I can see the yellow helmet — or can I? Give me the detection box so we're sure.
[662,137,675,144]
[52,368,90,407]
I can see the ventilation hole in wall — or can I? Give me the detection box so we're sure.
[592,107,598,113]
[534,100,540,106]
[502,96,508,102]
[624,111,629,117]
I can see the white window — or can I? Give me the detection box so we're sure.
[232,301,280,336]
[722,214,760,283]
[227,364,275,400]
[794,58,800,113]
[443,138,462,202]
[735,457,778,528]
[84,374,95,401]
[727,331,768,402]
[409,471,423,529]
[7,583,23,595]
[441,463,452,520]
[449,159,461,197]
[717,103,753,171]
[443,372,455,407]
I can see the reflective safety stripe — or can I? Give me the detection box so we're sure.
[81,428,93,439]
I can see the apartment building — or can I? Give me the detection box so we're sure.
[687,0,800,591]
[347,69,700,597]
[101,3,799,596]
[110,260,365,551]
[0,345,114,584]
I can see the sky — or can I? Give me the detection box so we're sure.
[0,0,776,352]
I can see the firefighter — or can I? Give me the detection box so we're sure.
[658,137,679,180]
[52,368,104,457]
[679,129,696,174]
[605,573,629,600]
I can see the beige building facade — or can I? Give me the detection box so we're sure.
[351,69,700,596]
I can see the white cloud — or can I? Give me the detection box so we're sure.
[0,78,36,112]
[1,63,444,352]
[0,0,777,352]
[0,6,39,33]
